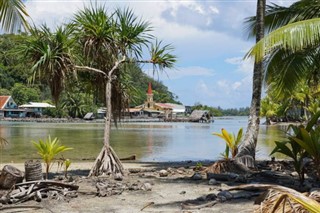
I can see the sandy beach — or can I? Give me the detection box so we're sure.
[0,161,257,213]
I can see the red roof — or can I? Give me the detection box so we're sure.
[0,96,10,109]
[147,82,152,94]
[155,103,172,109]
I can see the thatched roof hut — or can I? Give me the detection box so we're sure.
[189,110,211,123]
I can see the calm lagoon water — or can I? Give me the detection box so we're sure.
[0,117,289,163]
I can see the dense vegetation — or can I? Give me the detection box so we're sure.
[0,34,180,117]
[0,33,250,118]
[192,103,250,117]
[248,0,320,124]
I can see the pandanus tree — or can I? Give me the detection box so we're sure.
[21,25,75,105]
[71,6,176,176]
[0,0,29,33]
[21,5,175,177]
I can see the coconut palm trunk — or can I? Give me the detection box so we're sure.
[236,0,266,167]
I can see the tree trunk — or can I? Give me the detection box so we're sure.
[89,77,124,177]
[236,0,265,168]
[0,165,24,189]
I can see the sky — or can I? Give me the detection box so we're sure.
[24,0,297,108]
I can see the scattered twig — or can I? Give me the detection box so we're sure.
[140,201,154,211]
[181,201,217,210]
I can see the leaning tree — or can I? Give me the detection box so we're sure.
[235,0,266,168]
[71,6,176,177]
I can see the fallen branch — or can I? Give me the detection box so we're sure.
[0,205,42,210]
[15,180,79,191]
[0,180,80,204]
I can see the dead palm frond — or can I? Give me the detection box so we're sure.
[228,184,320,213]
[0,136,8,149]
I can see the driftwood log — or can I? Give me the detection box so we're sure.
[120,155,136,161]
[0,165,24,189]
[0,180,79,204]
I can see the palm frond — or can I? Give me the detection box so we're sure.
[247,18,320,62]
[21,24,75,104]
[264,48,314,97]
[229,184,320,213]
[114,7,153,58]
[150,40,177,72]
[0,0,29,33]
[244,1,320,39]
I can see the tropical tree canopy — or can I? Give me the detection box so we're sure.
[245,1,320,121]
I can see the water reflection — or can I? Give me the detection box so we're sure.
[0,118,289,163]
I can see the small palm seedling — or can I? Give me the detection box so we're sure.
[33,135,72,179]
[64,159,71,179]
[213,128,243,160]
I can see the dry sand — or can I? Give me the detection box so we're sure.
[1,161,257,213]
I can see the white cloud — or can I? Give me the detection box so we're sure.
[225,57,254,75]
[23,0,287,108]
[144,66,215,80]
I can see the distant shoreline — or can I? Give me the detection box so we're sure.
[0,116,302,126]
[0,117,162,123]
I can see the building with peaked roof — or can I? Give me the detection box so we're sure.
[0,96,25,118]
[19,102,55,117]
[189,110,211,123]
[130,83,185,118]
[0,96,56,119]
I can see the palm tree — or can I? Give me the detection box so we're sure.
[33,135,72,179]
[238,0,320,166]
[21,25,75,105]
[61,92,86,118]
[245,0,320,38]
[72,6,176,176]
[0,0,29,33]
[260,96,280,124]
[246,0,320,109]
[246,17,320,120]
[235,0,266,168]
